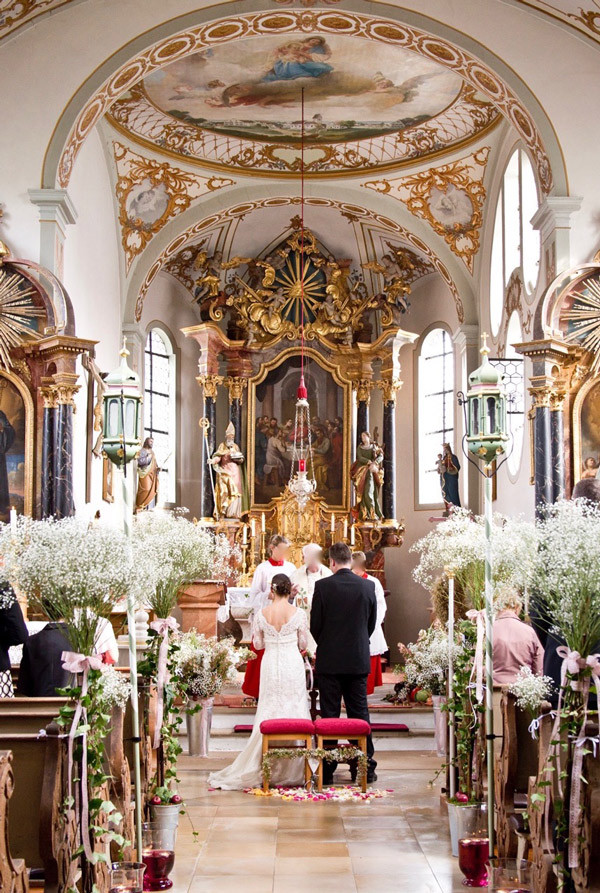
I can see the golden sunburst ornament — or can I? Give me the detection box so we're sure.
[0,266,43,370]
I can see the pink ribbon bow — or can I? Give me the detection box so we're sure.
[61,651,104,862]
[556,646,586,685]
[466,609,486,704]
[150,617,180,749]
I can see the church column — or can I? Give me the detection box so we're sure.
[40,373,79,518]
[28,188,77,280]
[531,196,583,291]
[377,378,402,523]
[40,383,57,518]
[529,384,554,513]
[550,388,566,502]
[223,376,247,446]
[354,379,374,448]
[197,374,221,521]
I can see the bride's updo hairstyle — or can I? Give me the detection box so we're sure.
[270,574,292,598]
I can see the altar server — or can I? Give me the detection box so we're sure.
[352,550,387,694]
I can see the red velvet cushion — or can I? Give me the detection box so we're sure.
[315,718,371,736]
[260,718,315,735]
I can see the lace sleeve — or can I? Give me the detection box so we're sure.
[252,613,265,650]
[297,609,309,652]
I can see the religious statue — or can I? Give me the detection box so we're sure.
[210,422,248,519]
[437,442,461,515]
[351,431,384,521]
[193,249,223,311]
[135,436,160,513]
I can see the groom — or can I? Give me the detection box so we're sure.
[310,541,378,784]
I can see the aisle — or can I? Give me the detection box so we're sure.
[171,750,465,893]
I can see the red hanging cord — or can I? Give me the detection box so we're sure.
[298,86,307,401]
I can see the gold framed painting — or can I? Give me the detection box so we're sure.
[248,347,351,510]
[0,370,34,520]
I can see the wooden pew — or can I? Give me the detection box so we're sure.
[0,698,66,736]
[0,750,29,893]
[494,688,542,858]
[0,723,78,892]
[107,705,135,860]
[571,718,600,893]
[528,704,559,893]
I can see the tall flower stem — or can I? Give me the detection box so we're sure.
[122,468,143,859]
[484,470,495,858]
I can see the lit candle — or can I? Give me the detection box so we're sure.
[261,512,266,533]
[250,518,256,538]
[299,458,306,473]
[330,513,335,534]
[343,519,348,540]
[350,524,355,546]
[242,524,248,545]
[10,507,17,534]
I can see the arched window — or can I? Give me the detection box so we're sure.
[144,328,176,504]
[505,312,525,476]
[418,328,455,505]
[489,148,541,336]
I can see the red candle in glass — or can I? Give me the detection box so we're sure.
[299,459,306,472]
[458,837,489,887]
[142,850,175,891]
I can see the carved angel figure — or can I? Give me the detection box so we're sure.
[193,250,223,305]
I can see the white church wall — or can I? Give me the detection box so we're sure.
[140,272,204,518]
[61,128,123,523]
[384,274,459,655]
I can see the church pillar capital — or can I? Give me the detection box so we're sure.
[377,377,403,405]
[122,324,145,379]
[531,196,583,284]
[28,188,77,279]
[196,373,222,402]
[353,378,375,405]
[223,375,247,404]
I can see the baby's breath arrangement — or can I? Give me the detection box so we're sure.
[1,517,135,654]
[132,512,238,618]
[172,630,251,700]
[400,623,456,696]
[97,665,133,711]
[508,666,554,714]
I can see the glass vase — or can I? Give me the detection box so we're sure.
[109,862,146,893]
[142,821,176,891]
[458,835,489,887]
[488,859,532,892]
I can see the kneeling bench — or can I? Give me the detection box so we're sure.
[315,718,370,794]
[260,718,315,792]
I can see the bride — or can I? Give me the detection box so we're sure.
[208,574,310,791]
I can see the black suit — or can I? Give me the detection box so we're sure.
[17,622,72,697]
[311,567,378,777]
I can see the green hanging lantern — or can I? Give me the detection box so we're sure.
[102,337,142,468]
[465,333,509,466]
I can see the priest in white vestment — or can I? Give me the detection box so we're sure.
[291,543,332,653]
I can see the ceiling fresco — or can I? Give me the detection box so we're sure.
[141,34,464,146]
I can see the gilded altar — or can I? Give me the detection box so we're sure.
[183,217,415,571]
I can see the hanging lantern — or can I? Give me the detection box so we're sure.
[288,374,317,510]
[102,337,142,469]
[464,334,509,465]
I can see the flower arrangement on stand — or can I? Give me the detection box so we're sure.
[133,513,238,811]
[171,631,252,757]
[529,500,600,886]
[1,517,136,891]
[411,509,539,852]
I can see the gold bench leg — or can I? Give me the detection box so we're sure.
[304,735,313,787]
[317,734,324,792]
[359,736,367,792]
[262,735,269,793]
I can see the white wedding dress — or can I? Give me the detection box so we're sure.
[208,608,310,791]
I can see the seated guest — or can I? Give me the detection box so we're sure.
[17,609,71,696]
[292,542,331,652]
[351,550,387,695]
[0,584,28,697]
[493,585,544,685]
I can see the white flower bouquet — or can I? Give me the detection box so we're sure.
[1,517,135,655]
[97,665,133,711]
[131,512,239,618]
[508,666,554,715]
[401,624,456,696]
[171,630,251,700]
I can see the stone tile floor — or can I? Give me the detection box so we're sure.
[171,750,466,892]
